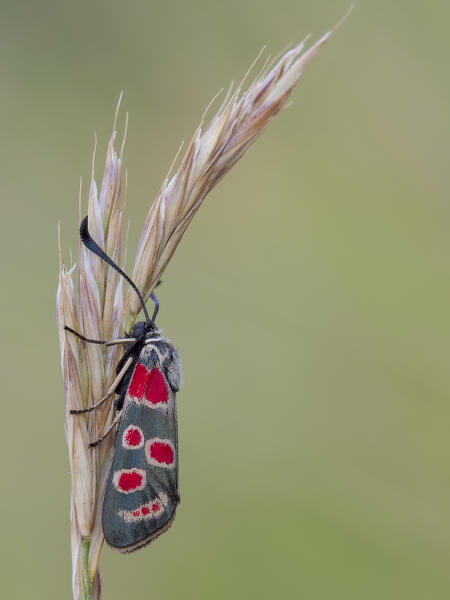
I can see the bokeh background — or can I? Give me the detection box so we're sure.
[1,1,449,598]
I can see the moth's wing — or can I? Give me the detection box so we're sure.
[102,347,179,552]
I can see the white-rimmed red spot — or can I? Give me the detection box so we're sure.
[145,438,175,468]
[151,500,164,518]
[150,442,174,465]
[128,362,149,400]
[112,469,146,494]
[118,495,166,523]
[128,363,169,408]
[144,368,168,406]
[122,425,144,449]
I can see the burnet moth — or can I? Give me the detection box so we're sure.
[65,216,182,552]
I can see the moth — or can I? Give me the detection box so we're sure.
[65,217,182,552]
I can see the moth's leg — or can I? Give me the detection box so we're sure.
[88,412,122,448]
[64,326,136,346]
[70,357,133,415]
[114,340,143,377]
[105,338,136,346]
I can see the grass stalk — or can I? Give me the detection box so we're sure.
[57,19,347,597]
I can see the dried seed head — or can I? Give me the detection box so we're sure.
[127,24,347,319]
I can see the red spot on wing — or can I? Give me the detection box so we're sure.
[144,368,168,405]
[149,441,174,465]
[125,427,143,447]
[117,470,144,492]
[128,363,150,400]
[119,496,166,522]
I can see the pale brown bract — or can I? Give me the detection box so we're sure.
[56,16,349,600]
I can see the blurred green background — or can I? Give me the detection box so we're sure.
[1,0,449,598]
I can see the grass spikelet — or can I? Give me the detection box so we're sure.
[56,20,347,598]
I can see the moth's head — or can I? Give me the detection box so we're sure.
[129,320,156,339]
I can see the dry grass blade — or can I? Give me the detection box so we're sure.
[56,17,348,599]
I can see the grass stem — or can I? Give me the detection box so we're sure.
[82,538,92,600]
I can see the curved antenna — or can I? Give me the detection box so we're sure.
[80,216,151,324]
[150,291,159,323]
[149,279,163,322]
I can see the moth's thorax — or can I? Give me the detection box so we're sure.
[141,334,172,364]
[140,334,183,394]
[143,329,164,342]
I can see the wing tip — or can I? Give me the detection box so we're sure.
[105,507,179,554]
